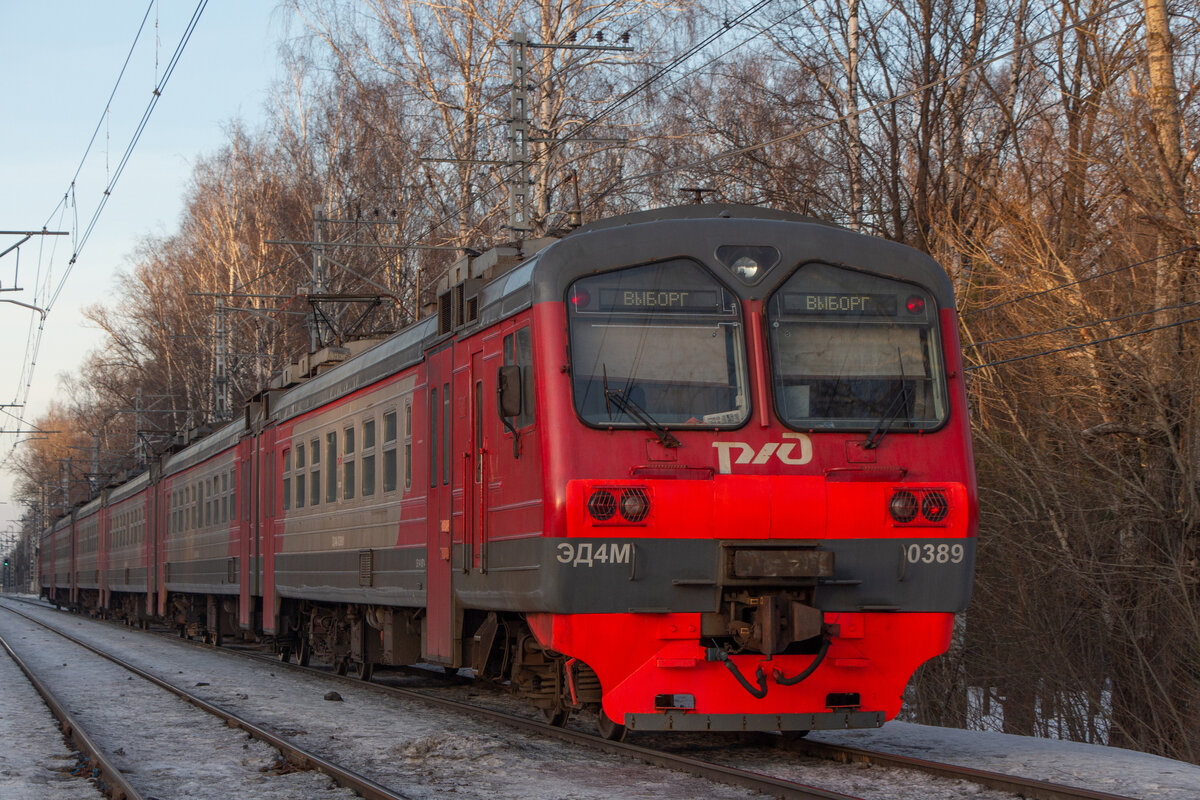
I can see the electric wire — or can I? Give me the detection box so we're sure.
[51,0,209,309]
[965,313,1200,371]
[9,0,210,423]
[582,0,1143,208]
[959,244,1199,318]
[398,0,783,260]
[32,2,156,236]
[965,299,1200,349]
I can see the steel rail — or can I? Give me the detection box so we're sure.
[163,638,860,800]
[3,599,863,800]
[7,597,1145,800]
[0,602,414,800]
[788,739,1139,800]
[0,630,143,800]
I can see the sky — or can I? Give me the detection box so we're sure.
[0,2,290,529]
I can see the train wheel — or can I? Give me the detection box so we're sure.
[597,711,626,742]
[541,706,570,727]
[350,661,374,682]
[780,730,810,743]
[277,646,292,663]
[334,658,348,676]
[443,666,459,677]
[297,641,311,667]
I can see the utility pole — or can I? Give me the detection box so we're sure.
[0,229,69,291]
[505,32,631,236]
[507,33,533,235]
[310,204,329,352]
[135,387,146,467]
[212,298,230,421]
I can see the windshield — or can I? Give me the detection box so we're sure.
[568,259,749,428]
[767,263,947,430]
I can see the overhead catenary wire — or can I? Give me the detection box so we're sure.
[398,0,785,260]
[965,299,1200,349]
[582,0,1143,209]
[50,0,210,310]
[959,245,1200,318]
[9,0,210,425]
[965,314,1200,372]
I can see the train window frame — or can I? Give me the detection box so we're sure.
[502,328,536,430]
[282,448,291,511]
[296,458,306,508]
[404,400,412,490]
[326,431,338,504]
[428,391,437,490]
[384,406,398,494]
[442,383,451,486]
[361,414,376,498]
[565,258,751,431]
[310,437,321,507]
[344,458,356,501]
[764,261,950,434]
[363,417,376,450]
[343,424,356,502]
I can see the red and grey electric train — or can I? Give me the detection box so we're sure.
[40,205,976,737]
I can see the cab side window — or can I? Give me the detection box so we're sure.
[503,327,535,429]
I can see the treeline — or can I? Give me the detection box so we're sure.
[9,0,1200,762]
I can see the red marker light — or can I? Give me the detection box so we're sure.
[906,296,925,314]
[571,288,591,308]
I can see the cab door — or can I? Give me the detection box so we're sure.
[425,343,457,664]
[468,347,487,572]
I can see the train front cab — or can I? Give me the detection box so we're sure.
[526,211,978,734]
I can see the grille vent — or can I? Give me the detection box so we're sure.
[227,558,237,583]
[358,549,374,587]
[921,491,950,522]
[619,488,650,522]
[587,490,616,521]
[437,291,452,335]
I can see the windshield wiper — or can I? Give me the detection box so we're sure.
[602,367,681,448]
[863,383,910,450]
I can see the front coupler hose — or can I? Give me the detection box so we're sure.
[773,635,831,685]
[707,635,832,699]
[708,650,769,699]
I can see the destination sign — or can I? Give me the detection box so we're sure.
[782,292,898,316]
[596,287,723,313]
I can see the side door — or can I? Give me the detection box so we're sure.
[424,343,457,664]
[238,436,254,630]
[468,346,487,571]
[260,425,278,634]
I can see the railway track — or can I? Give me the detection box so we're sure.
[0,601,407,800]
[3,596,1145,800]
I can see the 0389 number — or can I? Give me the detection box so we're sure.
[906,543,965,565]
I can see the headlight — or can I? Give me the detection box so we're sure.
[619,488,650,522]
[889,490,919,523]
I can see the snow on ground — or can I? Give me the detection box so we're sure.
[809,722,1200,800]
[0,606,362,800]
[4,594,1199,800]
[0,638,102,800]
[0,598,757,800]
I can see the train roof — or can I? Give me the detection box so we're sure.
[162,416,246,478]
[108,469,151,504]
[77,495,103,520]
[271,255,546,423]
[532,204,955,308]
